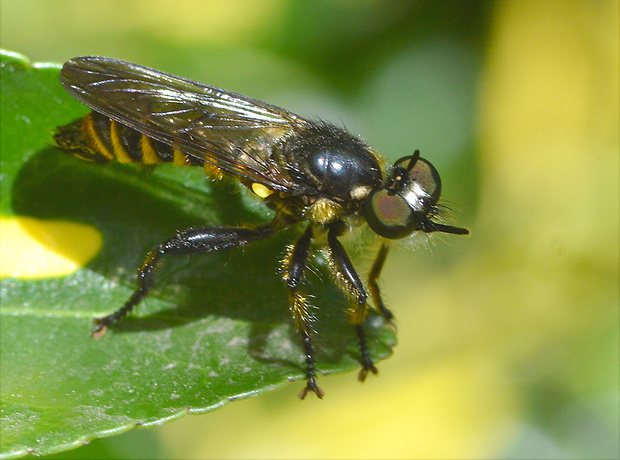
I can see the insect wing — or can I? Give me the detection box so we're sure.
[60,56,309,191]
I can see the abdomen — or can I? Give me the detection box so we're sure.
[54,111,204,168]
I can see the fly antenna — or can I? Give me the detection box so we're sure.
[407,149,421,172]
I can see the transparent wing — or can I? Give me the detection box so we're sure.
[60,56,311,191]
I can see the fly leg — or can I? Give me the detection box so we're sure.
[368,243,394,323]
[92,226,274,337]
[284,226,324,399]
[327,224,378,382]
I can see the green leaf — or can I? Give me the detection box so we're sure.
[0,51,396,458]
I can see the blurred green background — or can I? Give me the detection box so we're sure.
[1,0,618,458]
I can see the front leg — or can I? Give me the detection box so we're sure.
[92,226,274,337]
[368,243,394,323]
[326,224,378,381]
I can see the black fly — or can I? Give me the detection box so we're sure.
[54,56,469,398]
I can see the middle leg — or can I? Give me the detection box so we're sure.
[284,225,324,399]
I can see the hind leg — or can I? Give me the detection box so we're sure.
[92,226,274,337]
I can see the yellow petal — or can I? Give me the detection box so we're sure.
[0,217,102,279]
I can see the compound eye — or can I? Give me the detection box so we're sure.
[364,189,417,239]
[396,156,442,202]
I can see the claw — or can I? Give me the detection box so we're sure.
[91,319,108,338]
[358,363,378,382]
[384,318,397,334]
[298,378,325,399]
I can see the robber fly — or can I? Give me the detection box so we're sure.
[54,56,469,399]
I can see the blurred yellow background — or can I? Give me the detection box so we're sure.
[1,0,618,458]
